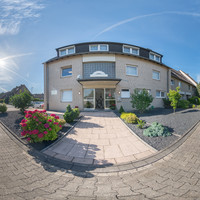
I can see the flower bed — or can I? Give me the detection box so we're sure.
[20,110,62,143]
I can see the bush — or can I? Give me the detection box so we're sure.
[188,96,200,105]
[120,112,138,124]
[162,98,171,108]
[0,103,7,113]
[167,87,181,113]
[73,108,80,119]
[119,105,125,113]
[57,119,66,126]
[137,119,146,129]
[20,110,62,143]
[131,89,153,113]
[143,122,171,137]
[0,99,4,103]
[63,105,76,123]
[10,90,32,113]
[177,100,190,109]
[192,104,196,108]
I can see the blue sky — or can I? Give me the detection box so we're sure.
[0,0,200,94]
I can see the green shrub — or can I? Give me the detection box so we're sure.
[137,119,146,129]
[0,99,4,103]
[162,98,171,108]
[197,105,200,110]
[10,90,32,113]
[131,89,153,113]
[188,96,200,105]
[57,119,66,126]
[63,105,76,123]
[73,108,80,119]
[0,103,7,113]
[20,110,62,143]
[177,100,190,109]
[143,122,172,137]
[120,112,138,124]
[119,105,125,113]
[167,87,181,113]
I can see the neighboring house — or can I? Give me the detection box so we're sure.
[43,42,197,111]
[33,93,44,101]
[171,69,197,99]
[0,84,31,100]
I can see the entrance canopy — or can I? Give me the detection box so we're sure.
[77,78,121,88]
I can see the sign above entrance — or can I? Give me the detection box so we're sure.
[90,71,108,78]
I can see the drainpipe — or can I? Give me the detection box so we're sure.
[44,63,49,110]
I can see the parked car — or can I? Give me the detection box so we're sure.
[32,101,44,108]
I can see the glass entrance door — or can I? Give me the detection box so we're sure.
[83,89,95,109]
[105,89,116,109]
[95,89,104,109]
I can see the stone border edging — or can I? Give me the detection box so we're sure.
[1,118,199,174]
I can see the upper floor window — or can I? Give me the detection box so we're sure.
[156,90,165,98]
[126,65,138,76]
[171,79,175,85]
[59,46,75,56]
[179,81,182,87]
[149,52,161,62]
[123,45,139,55]
[61,67,72,77]
[89,44,109,51]
[152,70,160,80]
[121,89,130,98]
[188,85,191,90]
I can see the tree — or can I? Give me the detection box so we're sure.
[10,90,32,113]
[167,86,181,113]
[130,89,153,113]
[196,82,200,97]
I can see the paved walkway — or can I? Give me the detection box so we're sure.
[0,118,200,199]
[43,112,156,165]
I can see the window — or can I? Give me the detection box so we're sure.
[126,65,138,76]
[171,79,175,85]
[188,85,191,90]
[179,81,182,87]
[121,89,130,98]
[149,52,161,62]
[152,70,160,80]
[59,46,75,56]
[89,44,108,51]
[123,45,139,55]
[61,90,72,102]
[61,67,72,77]
[156,90,165,98]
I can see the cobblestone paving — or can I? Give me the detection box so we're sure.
[0,123,200,200]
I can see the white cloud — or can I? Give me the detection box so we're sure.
[0,0,45,35]
[92,11,200,40]
[197,74,200,83]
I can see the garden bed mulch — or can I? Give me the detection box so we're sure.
[0,111,81,151]
[115,108,200,151]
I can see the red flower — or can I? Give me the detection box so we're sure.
[44,123,49,128]
[48,119,52,122]
[38,133,44,138]
[59,125,62,128]
[49,128,52,131]
[20,123,27,127]
[25,114,32,118]
[33,116,37,119]
[32,130,39,135]
[55,116,59,119]
[21,119,27,123]
[50,114,56,117]
[21,131,26,136]
[27,137,31,142]
[44,131,48,134]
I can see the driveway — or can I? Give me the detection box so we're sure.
[43,112,156,165]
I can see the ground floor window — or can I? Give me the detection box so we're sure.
[121,89,130,98]
[83,89,95,108]
[156,90,165,98]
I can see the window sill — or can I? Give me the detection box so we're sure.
[61,75,72,78]
[126,74,138,77]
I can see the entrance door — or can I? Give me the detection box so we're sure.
[95,89,104,109]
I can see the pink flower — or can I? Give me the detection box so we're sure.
[28,111,33,114]
[32,130,39,135]
[36,119,39,122]
[21,119,27,123]
[59,125,62,128]
[39,122,42,124]
[43,131,48,134]
[33,116,37,119]
[24,110,28,114]
[25,114,32,118]
[49,128,52,131]
[50,114,56,117]
[55,116,59,119]
[27,137,31,141]
[20,123,27,127]
[38,133,44,138]
[21,131,26,136]
[48,119,52,122]
[44,123,49,128]
[54,122,58,125]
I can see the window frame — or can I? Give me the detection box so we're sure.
[61,66,72,78]
[179,81,182,87]
[89,44,109,52]
[61,90,72,102]
[126,65,138,76]
[156,90,165,98]
[152,70,160,80]
[59,46,75,57]
[121,89,130,99]
[171,79,175,85]
[123,45,139,55]
[149,52,161,62]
